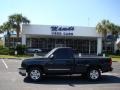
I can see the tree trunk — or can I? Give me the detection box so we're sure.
[104,39,107,53]
[103,35,107,54]
[16,24,20,45]
[16,24,20,38]
[7,31,10,52]
[113,41,116,54]
[7,37,10,49]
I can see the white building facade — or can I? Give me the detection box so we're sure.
[21,24,104,54]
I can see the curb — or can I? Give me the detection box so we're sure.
[112,61,119,62]
[0,58,23,60]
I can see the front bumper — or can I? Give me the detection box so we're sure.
[18,68,26,76]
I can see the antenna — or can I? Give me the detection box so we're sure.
[88,17,90,26]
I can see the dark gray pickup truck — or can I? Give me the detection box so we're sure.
[19,47,113,81]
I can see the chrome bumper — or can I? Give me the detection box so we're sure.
[18,68,26,76]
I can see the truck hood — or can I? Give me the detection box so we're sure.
[22,56,48,62]
[21,57,48,68]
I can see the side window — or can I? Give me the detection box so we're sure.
[54,48,73,59]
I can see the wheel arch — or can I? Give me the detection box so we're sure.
[86,65,102,72]
[26,65,44,73]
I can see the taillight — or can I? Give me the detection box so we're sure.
[109,58,112,66]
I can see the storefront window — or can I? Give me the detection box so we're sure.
[28,37,97,54]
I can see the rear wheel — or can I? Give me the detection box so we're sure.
[28,67,42,81]
[87,68,101,81]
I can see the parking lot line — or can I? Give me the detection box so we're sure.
[1,59,8,69]
[102,72,119,76]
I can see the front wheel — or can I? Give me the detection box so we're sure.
[28,67,42,81]
[87,68,101,81]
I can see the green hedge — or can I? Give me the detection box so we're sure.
[0,45,27,55]
[15,45,27,55]
[9,48,15,55]
[0,46,9,55]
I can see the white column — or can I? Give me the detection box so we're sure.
[22,34,26,45]
[97,37,102,54]
[114,42,118,53]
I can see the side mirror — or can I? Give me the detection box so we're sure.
[49,54,54,59]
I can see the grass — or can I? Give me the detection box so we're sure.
[0,40,3,46]
[0,55,31,59]
[108,55,120,62]
[112,58,120,62]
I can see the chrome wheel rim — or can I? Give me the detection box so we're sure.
[90,70,99,80]
[30,70,40,80]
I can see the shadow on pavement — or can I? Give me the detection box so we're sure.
[24,75,120,86]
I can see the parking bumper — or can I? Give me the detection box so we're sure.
[18,68,26,76]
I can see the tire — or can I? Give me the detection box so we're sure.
[28,67,42,81]
[87,68,101,81]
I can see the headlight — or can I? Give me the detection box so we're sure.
[21,61,26,68]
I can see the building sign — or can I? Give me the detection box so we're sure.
[51,26,74,36]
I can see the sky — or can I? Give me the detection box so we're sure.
[0,0,120,27]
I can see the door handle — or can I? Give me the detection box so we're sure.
[66,61,72,64]
[49,62,53,64]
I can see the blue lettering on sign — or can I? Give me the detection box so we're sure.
[52,32,62,35]
[63,32,73,36]
[51,31,73,36]
[51,26,74,31]
[51,26,58,31]
[51,26,74,36]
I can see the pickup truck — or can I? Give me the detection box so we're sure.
[19,47,113,81]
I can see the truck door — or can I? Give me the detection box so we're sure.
[46,48,74,74]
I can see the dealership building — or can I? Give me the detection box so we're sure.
[4,24,116,54]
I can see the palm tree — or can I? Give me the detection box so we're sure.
[0,21,12,48]
[111,24,120,39]
[96,20,113,53]
[9,14,30,38]
[111,24,120,52]
[96,20,111,38]
[96,20,120,53]
[0,26,4,33]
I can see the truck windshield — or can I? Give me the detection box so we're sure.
[44,48,57,58]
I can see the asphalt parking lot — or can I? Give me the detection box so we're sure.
[0,59,120,90]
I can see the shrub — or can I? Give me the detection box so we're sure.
[9,48,15,55]
[0,45,3,48]
[0,46,9,55]
[15,44,27,55]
